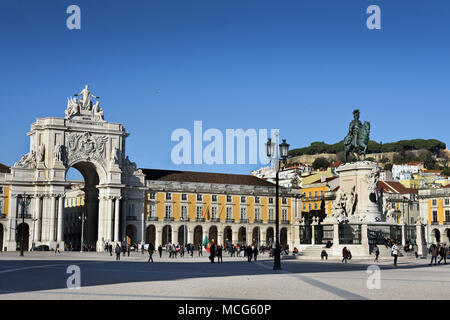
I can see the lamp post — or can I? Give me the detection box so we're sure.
[19,194,31,257]
[78,210,87,252]
[266,135,290,270]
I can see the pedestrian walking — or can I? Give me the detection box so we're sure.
[217,245,223,263]
[253,246,259,262]
[127,245,131,257]
[147,243,155,263]
[392,242,399,267]
[321,249,328,260]
[373,245,380,262]
[429,244,438,266]
[55,243,60,254]
[109,243,113,256]
[158,245,163,258]
[342,247,348,263]
[210,243,216,263]
[438,244,447,265]
[246,245,253,262]
[198,244,203,256]
[115,243,121,260]
[413,243,419,259]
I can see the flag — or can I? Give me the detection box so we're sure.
[202,236,209,248]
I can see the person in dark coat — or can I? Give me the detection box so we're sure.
[108,243,113,256]
[158,245,163,258]
[147,243,155,263]
[246,246,253,262]
[217,245,223,263]
[253,246,259,261]
[115,244,121,260]
[209,243,216,263]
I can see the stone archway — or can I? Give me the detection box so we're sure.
[145,225,156,245]
[445,229,450,244]
[280,227,288,247]
[266,227,274,246]
[126,225,137,245]
[252,227,260,246]
[4,86,146,252]
[432,229,441,244]
[178,225,186,246]
[224,226,232,246]
[162,225,172,245]
[16,223,29,251]
[209,226,218,244]
[238,226,246,245]
[194,226,203,246]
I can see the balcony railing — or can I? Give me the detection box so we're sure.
[268,219,276,224]
[240,218,248,223]
[18,214,32,219]
[180,217,190,222]
[210,217,220,222]
[196,217,205,222]
[147,216,158,221]
[164,217,174,222]
[225,218,234,223]
[253,219,262,223]
[281,220,290,224]
[126,215,137,221]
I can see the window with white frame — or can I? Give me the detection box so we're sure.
[149,203,156,217]
[255,207,261,221]
[255,196,260,204]
[303,203,306,211]
[212,195,217,202]
[314,203,318,210]
[196,206,203,219]
[149,192,156,200]
[226,207,233,220]
[181,205,188,219]
[446,210,450,222]
[165,205,172,218]
[269,208,274,221]
[181,193,187,201]
[282,208,288,221]
[166,192,172,200]
[432,210,438,222]
[308,203,312,210]
[282,197,287,204]
[432,199,437,206]
[241,196,246,203]
[227,195,232,203]
[0,187,3,194]
[269,197,274,204]
[211,206,218,219]
[445,199,449,206]
[197,194,202,201]
[240,207,247,220]
[0,199,3,213]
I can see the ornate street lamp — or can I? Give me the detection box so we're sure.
[265,136,289,270]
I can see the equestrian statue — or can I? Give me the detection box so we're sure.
[343,109,370,162]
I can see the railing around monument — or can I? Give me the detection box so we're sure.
[405,225,417,242]
[367,225,403,245]
[299,225,312,244]
[314,224,334,244]
[338,224,361,245]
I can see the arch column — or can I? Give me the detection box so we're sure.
[217,230,223,246]
[34,196,41,243]
[202,228,208,244]
[49,195,57,244]
[155,225,163,248]
[261,227,267,247]
[232,227,238,246]
[57,195,65,243]
[121,198,127,242]
[114,197,121,242]
[6,194,17,251]
[172,226,178,245]
[187,226,194,244]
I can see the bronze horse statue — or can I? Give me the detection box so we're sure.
[344,121,370,162]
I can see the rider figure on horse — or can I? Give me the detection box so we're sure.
[345,109,362,148]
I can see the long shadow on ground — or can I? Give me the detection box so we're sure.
[0,258,436,294]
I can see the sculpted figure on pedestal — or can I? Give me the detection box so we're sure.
[14,151,37,168]
[343,109,371,162]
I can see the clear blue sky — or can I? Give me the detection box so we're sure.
[1,0,449,178]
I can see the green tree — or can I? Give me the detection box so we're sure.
[312,157,330,170]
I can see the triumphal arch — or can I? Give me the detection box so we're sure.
[4,85,145,251]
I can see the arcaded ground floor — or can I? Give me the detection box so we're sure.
[0,251,448,300]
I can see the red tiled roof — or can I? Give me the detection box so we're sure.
[142,169,276,187]
[377,181,418,194]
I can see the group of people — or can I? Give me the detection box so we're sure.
[429,243,448,266]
